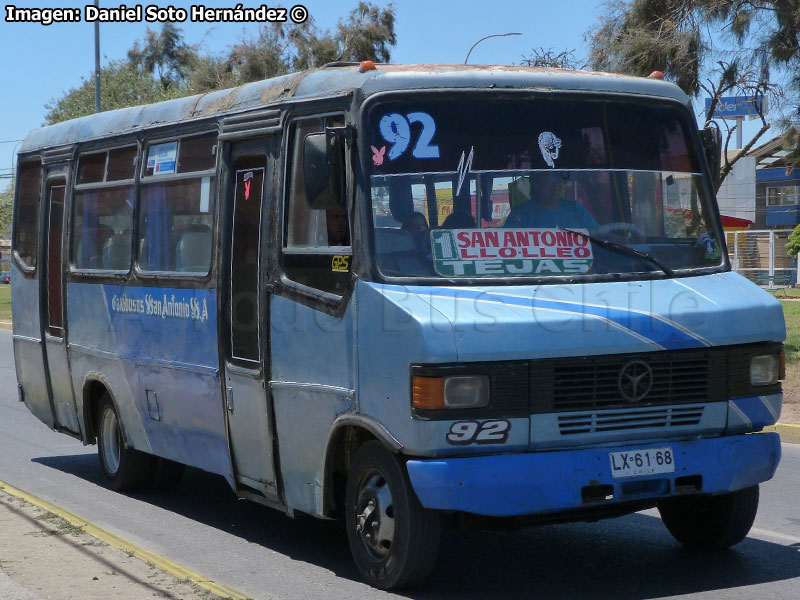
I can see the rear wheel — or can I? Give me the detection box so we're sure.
[96,395,153,491]
[658,485,759,549]
[345,441,441,589]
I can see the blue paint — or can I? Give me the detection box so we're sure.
[102,284,216,366]
[766,205,799,226]
[406,433,780,516]
[66,282,230,478]
[404,285,706,350]
[730,395,780,430]
[756,167,800,183]
[705,95,764,118]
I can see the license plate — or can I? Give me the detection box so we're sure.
[609,447,675,479]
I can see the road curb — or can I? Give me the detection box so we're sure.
[765,423,800,444]
[0,480,250,600]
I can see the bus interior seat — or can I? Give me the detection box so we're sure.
[103,232,132,270]
[139,236,174,271]
[76,224,114,268]
[374,228,431,276]
[176,227,212,272]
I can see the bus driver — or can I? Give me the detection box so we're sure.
[504,171,598,231]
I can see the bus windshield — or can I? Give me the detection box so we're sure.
[366,95,724,280]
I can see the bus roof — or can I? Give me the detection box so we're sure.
[20,64,689,153]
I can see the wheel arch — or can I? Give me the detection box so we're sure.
[81,372,122,446]
[322,415,403,517]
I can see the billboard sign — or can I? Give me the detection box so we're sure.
[705,96,766,118]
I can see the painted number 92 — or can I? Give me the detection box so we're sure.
[379,112,440,161]
[446,420,511,445]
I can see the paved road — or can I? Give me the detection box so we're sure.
[1,327,799,599]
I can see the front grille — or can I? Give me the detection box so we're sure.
[558,405,705,435]
[530,347,729,413]
[412,342,781,421]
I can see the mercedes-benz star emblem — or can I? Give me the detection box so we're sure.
[618,360,653,402]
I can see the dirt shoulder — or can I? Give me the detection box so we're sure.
[0,490,224,600]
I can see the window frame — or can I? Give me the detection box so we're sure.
[70,142,139,276]
[278,110,355,302]
[12,156,44,274]
[135,129,219,279]
[358,88,731,287]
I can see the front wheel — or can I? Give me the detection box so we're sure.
[345,441,441,589]
[658,485,759,549]
[96,395,153,491]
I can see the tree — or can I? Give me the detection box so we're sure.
[0,181,14,237]
[45,3,398,119]
[520,48,581,69]
[788,222,800,258]
[128,23,198,90]
[44,60,188,125]
[193,2,397,91]
[587,0,800,183]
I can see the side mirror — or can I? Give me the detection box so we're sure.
[303,129,345,210]
[700,126,722,192]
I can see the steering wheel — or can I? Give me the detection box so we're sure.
[594,222,645,242]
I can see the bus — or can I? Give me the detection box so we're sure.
[12,63,785,589]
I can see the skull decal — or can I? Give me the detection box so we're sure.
[538,131,562,168]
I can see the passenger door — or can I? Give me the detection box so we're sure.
[41,168,80,433]
[222,138,277,498]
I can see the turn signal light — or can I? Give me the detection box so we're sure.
[412,376,444,410]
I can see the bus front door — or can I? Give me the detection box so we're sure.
[41,170,80,433]
[223,140,278,499]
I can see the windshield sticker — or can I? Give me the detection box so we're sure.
[371,145,387,166]
[379,112,440,161]
[698,232,720,261]
[455,146,474,196]
[147,141,178,175]
[538,132,562,168]
[430,228,593,277]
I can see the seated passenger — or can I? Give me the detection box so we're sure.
[401,211,431,254]
[504,171,598,230]
[441,209,476,229]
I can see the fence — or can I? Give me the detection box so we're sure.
[729,229,797,288]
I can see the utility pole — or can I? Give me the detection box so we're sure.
[94,0,100,113]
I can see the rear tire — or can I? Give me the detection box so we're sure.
[658,485,759,549]
[96,395,153,491]
[345,441,441,589]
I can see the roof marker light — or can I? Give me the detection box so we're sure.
[648,71,665,80]
[359,61,376,72]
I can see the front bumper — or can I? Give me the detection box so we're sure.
[406,433,781,517]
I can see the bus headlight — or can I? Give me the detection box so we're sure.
[412,375,490,409]
[444,376,490,408]
[750,355,780,386]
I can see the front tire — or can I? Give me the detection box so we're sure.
[96,395,153,491]
[658,485,759,549]
[345,441,441,589]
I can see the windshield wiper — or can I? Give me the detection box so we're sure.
[558,227,675,277]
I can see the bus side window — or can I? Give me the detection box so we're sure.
[72,147,136,271]
[13,159,43,269]
[138,134,216,274]
[282,115,351,296]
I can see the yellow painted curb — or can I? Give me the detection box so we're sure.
[0,480,250,600]
[765,423,800,444]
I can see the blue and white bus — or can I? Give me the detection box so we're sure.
[12,63,785,589]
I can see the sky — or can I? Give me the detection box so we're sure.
[0,0,777,191]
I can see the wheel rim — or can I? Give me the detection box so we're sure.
[353,468,396,560]
[100,407,121,475]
